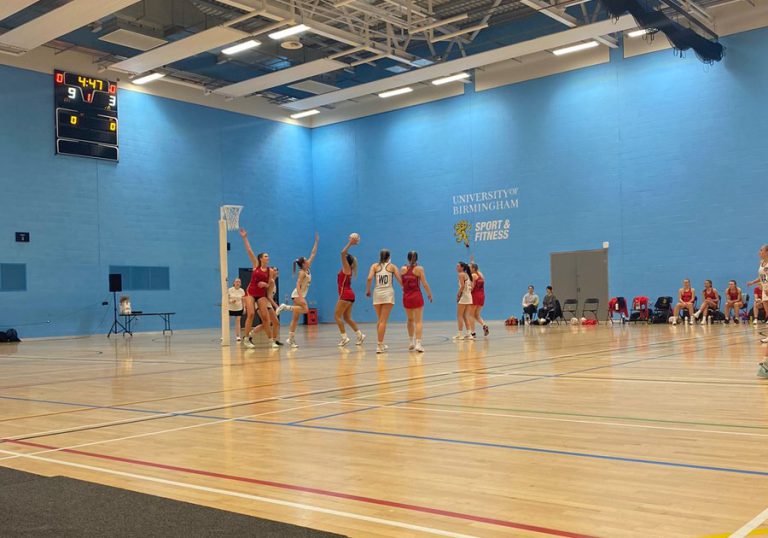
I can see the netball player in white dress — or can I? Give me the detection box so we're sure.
[366,249,402,354]
[747,245,768,349]
[454,262,475,340]
[276,233,319,348]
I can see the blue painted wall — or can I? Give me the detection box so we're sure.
[0,65,312,336]
[3,26,767,336]
[311,27,768,323]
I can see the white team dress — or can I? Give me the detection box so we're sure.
[291,270,311,299]
[760,261,768,294]
[373,264,395,305]
[458,275,473,305]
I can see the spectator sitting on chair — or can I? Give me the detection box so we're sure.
[538,286,558,323]
[753,287,767,324]
[722,280,743,324]
[522,285,539,325]
[672,279,695,325]
[693,279,719,324]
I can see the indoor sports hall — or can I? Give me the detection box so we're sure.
[1,1,768,537]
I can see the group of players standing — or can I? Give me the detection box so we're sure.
[227,231,489,354]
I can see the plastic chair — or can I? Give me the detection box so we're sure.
[562,299,578,321]
[582,298,600,323]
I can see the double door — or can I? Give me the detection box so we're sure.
[550,249,608,318]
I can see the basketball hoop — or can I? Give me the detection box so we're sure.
[220,205,243,231]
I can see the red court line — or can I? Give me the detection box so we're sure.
[8,439,597,538]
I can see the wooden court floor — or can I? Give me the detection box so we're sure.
[1,321,768,538]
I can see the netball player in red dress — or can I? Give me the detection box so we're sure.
[470,259,489,337]
[672,278,696,325]
[334,236,365,347]
[722,280,743,324]
[401,251,433,352]
[694,280,720,323]
[239,228,280,348]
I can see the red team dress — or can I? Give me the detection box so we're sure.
[472,276,485,306]
[337,270,355,302]
[726,288,740,301]
[402,266,424,309]
[247,266,269,298]
[703,288,717,304]
[681,289,693,303]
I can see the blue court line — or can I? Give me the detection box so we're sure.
[281,423,768,477]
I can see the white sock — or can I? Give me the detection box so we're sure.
[340,332,347,339]
[289,332,295,339]
[356,330,362,336]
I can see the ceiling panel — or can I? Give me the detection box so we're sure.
[215,59,348,97]
[283,15,635,111]
[110,26,250,74]
[99,29,167,52]
[0,0,142,52]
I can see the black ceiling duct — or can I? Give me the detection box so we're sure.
[603,0,724,64]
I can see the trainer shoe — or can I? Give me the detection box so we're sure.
[338,336,350,347]
[274,339,284,346]
[286,338,298,348]
[355,332,366,345]
[408,342,415,350]
[452,333,463,340]
[376,343,388,354]
[414,342,425,353]
[236,336,242,342]
[483,324,489,336]
[270,340,280,349]
[762,337,768,344]
[759,363,768,378]
[275,304,289,315]
[244,338,255,349]
[754,319,759,325]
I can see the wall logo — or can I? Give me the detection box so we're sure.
[454,220,471,248]
[452,186,517,245]
[452,187,519,216]
[455,219,511,245]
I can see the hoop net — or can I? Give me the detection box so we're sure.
[220,205,243,231]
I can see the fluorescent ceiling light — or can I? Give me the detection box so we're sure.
[290,109,320,119]
[551,40,599,56]
[269,24,309,40]
[378,87,413,98]
[132,72,165,85]
[222,39,261,54]
[432,72,470,85]
[627,28,652,38]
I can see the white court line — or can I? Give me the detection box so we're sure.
[285,397,768,438]
[730,506,768,538]
[0,447,477,538]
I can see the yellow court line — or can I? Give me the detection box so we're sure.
[700,530,768,538]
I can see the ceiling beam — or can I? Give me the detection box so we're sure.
[283,15,635,111]
[0,1,39,23]
[215,0,418,64]
[0,0,142,53]
[520,0,618,47]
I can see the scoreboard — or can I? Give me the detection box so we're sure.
[54,70,119,162]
